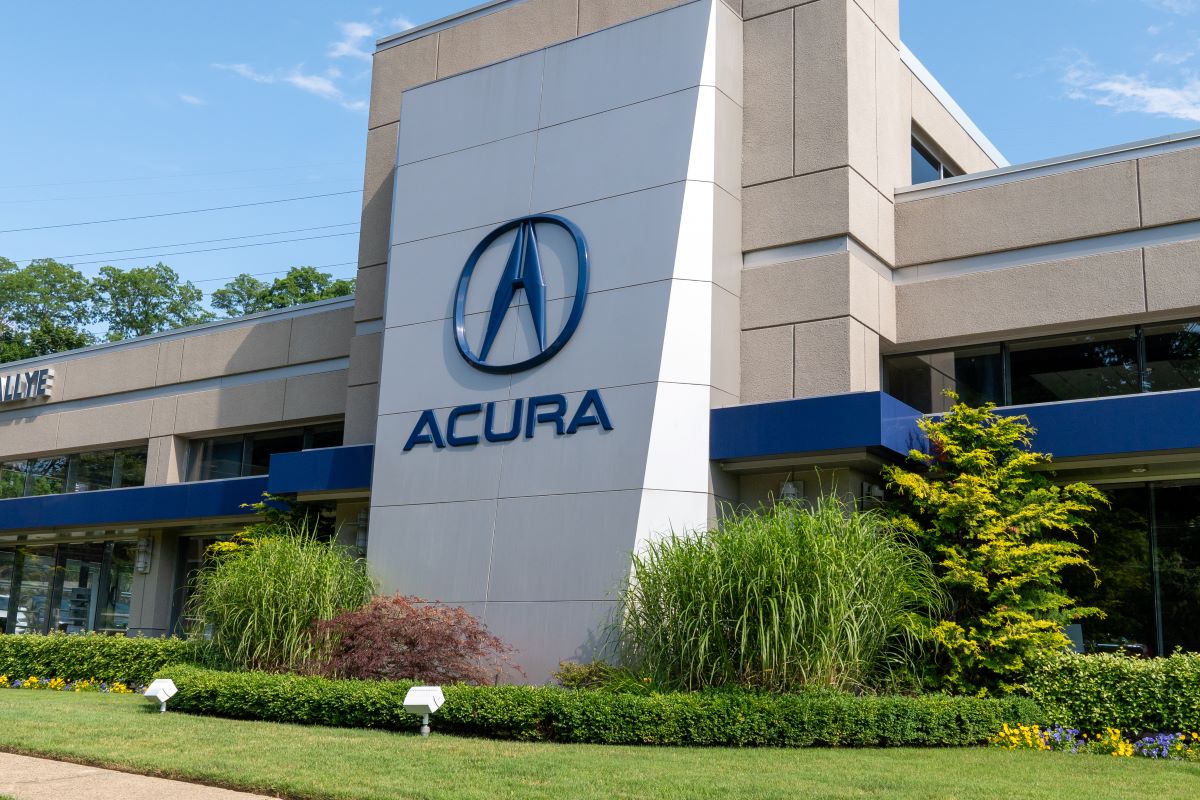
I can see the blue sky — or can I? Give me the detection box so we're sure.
[2,0,1199,303]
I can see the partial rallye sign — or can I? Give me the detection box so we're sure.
[0,367,53,405]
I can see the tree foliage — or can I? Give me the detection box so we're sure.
[881,394,1106,694]
[0,257,96,361]
[211,266,355,317]
[92,263,213,340]
[0,255,355,364]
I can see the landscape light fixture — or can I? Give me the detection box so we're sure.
[135,537,153,574]
[403,685,445,737]
[144,678,178,713]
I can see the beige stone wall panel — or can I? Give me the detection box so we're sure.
[896,162,1141,266]
[740,325,793,402]
[358,121,400,270]
[283,370,349,421]
[288,307,355,365]
[348,332,384,387]
[172,380,287,436]
[578,0,687,34]
[55,399,155,451]
[344,383,381,445]
[743,168,849,251]
[1144,239,1200,313]
[60,345,161,401]
[368,34,438,130]
[895,249,1146,344]
[909,70,998,176]
[178,319,292,382]
[794,0,849,177]
[743,9,794,186]
[353,264,389,323]
[434,0,579,79]
[1139,146,1200,228]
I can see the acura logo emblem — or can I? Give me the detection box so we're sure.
[453,214,589,374]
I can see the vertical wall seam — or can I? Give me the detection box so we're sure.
[790,7,796,177]
[1142,247,1149,313]
[1135,159,1145,228]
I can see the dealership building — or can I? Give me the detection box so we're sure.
[2,0,1199,677]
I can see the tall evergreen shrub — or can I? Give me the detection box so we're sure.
[883,395,1105,694]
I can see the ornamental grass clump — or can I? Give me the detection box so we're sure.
[616,494,943,693]
[187,517,373,673]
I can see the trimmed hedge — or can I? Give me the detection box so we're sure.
[156,664,1043,747]
[0,633,194,684]
[1024,652,1200,733]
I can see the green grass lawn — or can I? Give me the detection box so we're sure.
[0,692,1197,800]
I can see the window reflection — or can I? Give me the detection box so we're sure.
[1144,322,1200,392]
[0,540,136,635]
[185,423,343,482]
[0,446,147,500]
[1009,329,1139,405]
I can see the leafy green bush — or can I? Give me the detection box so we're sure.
[157,664,1042,747]
[1024,652,1200,733]
[0,633,193,684]
[187,517,373,672]
[617,495,942,693]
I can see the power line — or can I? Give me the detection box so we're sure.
[13,222,360,263]
[193,261,358,285]
[0,189,363,234]
[3,178,359,205]
[63,231,359,267]
[0,161,359,190]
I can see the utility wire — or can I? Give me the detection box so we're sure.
[0,189,362,234]
[13,222,360,263]
[192,260,358,285]
[4,178,359,204]
[64,231,359,267]
[0,160,359,190]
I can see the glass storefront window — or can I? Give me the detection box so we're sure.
[1143,322,1200,393]
[97,542,135,632]
[68,451,117,493]
[186,424,344,482]
[1009,328,1140,405]
[1067,483,1200,657]
[0,539,137,635]
[0,446,147,500]
[26,457,68,496]
[884,346,1003,414]
[0,461,27,499]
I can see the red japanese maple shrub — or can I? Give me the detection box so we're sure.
[313,594,518,684]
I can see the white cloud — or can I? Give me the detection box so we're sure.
[390,16,415,32]
[178,94,207,106]
[212,62,275,83]
[1144,0,1196,13]
[328,21,375,61]
[1063,56,1200,122]
[1153,49,1194,65]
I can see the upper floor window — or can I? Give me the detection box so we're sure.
[0,445,148,500]
[884,321,1200,413]
[185,423,344,482]
[911,136,960,184]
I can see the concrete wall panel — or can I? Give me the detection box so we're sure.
[743,168,849,251]
[368,34,438,130]
[1139,146,1200,228]
[896,249,1146,344]
[59,345,160,401]
[578,0,687,35]
[359,121,400,270]
[178,319,292,382]
[288,307,355,365]
[742,9,793,186]
[896,162,1141,265]
[740,324,793,402]
[434,0,579,79]
[1144,239,1200,313]
[793,0,848,177]
[909,70,998,176]
[282,369,349,421]
[172,380,287,436]
[55,399,155,451]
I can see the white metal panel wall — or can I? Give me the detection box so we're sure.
[371,0,741,679]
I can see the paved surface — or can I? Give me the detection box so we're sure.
[0,752,274,799]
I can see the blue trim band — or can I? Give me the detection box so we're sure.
[711,388,1200,463]
[0,477,268,532]
[266,444,375,494]
[0,444,375,533]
